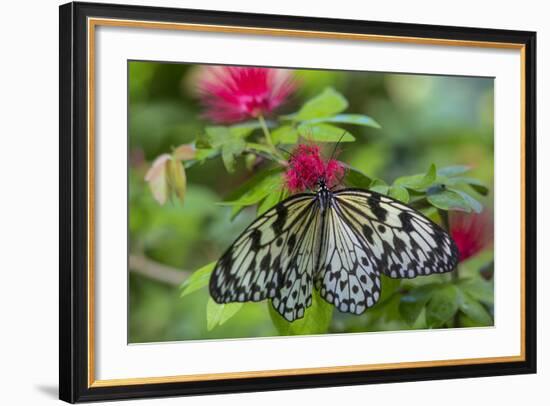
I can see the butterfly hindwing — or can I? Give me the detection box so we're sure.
[314,202,381,314]
[271,200,321,321]
[209,193,321,321]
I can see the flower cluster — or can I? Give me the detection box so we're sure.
[197,66,296,123]
[284,144,344,193]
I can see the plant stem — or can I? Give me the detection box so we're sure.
[245,148,288,167]
[258,114,285,161]
[257,114,273,147]
[129,254,189,285]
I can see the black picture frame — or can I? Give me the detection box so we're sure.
[59,1,537,403]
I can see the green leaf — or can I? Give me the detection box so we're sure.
[180,261,215,297]
[204,126,247,172]
[305,114,381,129]
[257,190,283,215]
[458,278,494,305]
[457,291,493,326]
[343,166,372,188]
[466,181,490,196]
[278,112,298,121]
[438,165,471,177]
[223,169,275,200]
[427,188,472,212]
[394,164,437,190]
[370,186,389,194]
[204,126,230,147]
[193,148,218,162]
[389,185,409,203]
[295,87,349,121]
[436,166,489,196]
[219,172,283,207]
[206,298,244,331]
[452,188,483,213]
[369,178,389,194]
[457,313,481,328]
[222,169,282,219]
[377,274,402,305]
[425,284,460,328]
[195,133,212,149]
[297,123,355,142]
[246,142,274,154]
[370,178,387,187]
[271,125,299,144]
[204,126,248,172]
[218,303,245,325]
[451,177,490,196]
[229,121,262,138]
[399,283,439,325]
[221,137,246,173]
[269,290,333,335]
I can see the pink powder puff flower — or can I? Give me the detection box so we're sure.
[284,144,345,193]
[196,66,296,123]
[450,211,493,262]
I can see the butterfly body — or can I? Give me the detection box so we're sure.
[315,179,333,212]
[209,178,459,322]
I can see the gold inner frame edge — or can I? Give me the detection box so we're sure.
[86,17,527,388]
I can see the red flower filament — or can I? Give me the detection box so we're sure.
[197,66,296,123]
[284,144,345,193]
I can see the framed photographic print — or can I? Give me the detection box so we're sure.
[59,1,537,403]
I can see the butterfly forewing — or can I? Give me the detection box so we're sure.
[333,189,459,279]
[209,193,321,321]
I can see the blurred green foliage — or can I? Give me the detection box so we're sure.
[129,62,494,343]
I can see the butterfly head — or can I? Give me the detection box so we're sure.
[317,177,327,188]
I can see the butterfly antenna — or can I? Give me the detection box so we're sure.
[329,131,348,162]
[322,132,348,187]
[277,145,294,159]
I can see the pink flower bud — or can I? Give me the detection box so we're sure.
[450,211,493,262]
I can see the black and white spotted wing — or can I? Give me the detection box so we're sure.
[314,194,382,315]
[314,188,458,315]
[210,187,459,322]
[210,193,323,322]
